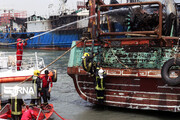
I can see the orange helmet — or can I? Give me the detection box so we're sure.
[17,38,21,42]
[48,71,53,77]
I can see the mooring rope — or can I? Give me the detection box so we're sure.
[0,39,82,120]
[53,110,68,120]
[0,14,96,46]
[0,7,136,46]
[40,39,83,72]
[18,39,83,85]
[0,39,83,97]
[106,40,129,69]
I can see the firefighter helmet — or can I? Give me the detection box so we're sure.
[83,53,89,57]
[34,70,40,76]
[82,52,89,59]
[17,38,21,42]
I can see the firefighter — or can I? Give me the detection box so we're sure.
[82,52,97,75]
[9,95,24,120]
[41,70,53,105]
[16,38,27,71]
[21,106,36,120]
[95,66,106,103]
[30,70,41,106]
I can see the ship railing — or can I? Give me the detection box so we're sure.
[0,104,10,116]
[97,1,163,39]
[21,53,45,70]
[0,52,45,71]
[36,108,46,120]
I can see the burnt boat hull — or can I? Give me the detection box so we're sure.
[67,1,180,112]
[68,67,180,112]
[67,39,180,112]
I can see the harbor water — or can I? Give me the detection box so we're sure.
[1,48,180,120]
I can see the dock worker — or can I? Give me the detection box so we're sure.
[30,70,42,106]
[82,52,98,76]
[95,66,106,103]
[40,70,53,105]
[8,95,24,120]
[16,38,27,71]
[21,105,37,120]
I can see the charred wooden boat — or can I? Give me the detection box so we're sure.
[67,0,180,112]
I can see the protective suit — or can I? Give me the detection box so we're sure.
[16,38,27,71]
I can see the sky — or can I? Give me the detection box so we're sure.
[0,0,80,17]
[0,0,179,17]
[0,0,109,17]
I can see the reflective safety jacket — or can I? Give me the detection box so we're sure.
[82,54,96,74]
[32,76,42,92]
[9,97,24,115]
[95,67,106,91]
[21,109,36,120]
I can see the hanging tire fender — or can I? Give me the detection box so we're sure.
[161,58,180,86]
